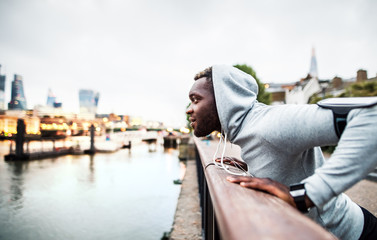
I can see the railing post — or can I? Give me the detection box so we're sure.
[214,212,220,240]
[84,124,96,154]
[196,145,221,240]
[9,140,13,153]
[196,147,205,236]
[90,124,95,153]
[15,119,26,157]
[205,183,221,240]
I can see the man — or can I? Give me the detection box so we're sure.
[186,65,377,240]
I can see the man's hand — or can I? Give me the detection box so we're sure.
[226,176,297,208]
[215,157,248,171]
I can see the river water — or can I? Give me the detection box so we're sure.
[0,141,184,240]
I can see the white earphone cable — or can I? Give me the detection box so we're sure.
[211,132,252,176]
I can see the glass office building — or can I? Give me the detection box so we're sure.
[0,65,5,110]
[46,88,56,107]
[79,89,100,114]
[8,74,27,110]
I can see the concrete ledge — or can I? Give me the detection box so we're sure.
[170,160,202,240]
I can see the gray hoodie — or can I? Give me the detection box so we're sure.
[212,65,377,240]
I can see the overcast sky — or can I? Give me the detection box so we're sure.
[0,0,376,127]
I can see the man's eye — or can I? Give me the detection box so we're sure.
[192,98,198,103]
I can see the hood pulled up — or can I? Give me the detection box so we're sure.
[212,65,259,142]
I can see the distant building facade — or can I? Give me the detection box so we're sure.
[46,88,62,108]
[0,112,40,136]
[356,69,368,82]
[267,69,376,106]
[46,88,56,107]
[322,69,377,97]
[0,65,5,110]
[8,74,27,110]
[79,89,99,119]
[285,75,321,104]
[265,83,294,105]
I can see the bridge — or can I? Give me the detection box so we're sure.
[99,130,160,151]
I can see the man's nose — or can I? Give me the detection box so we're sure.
[186,105,193,114]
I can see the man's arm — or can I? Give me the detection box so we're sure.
[229,106,377,210]
[303,106,377,208]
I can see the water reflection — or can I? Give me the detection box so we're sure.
[0,142,183,240]
[88,155,95,183]
[8,161,26,210]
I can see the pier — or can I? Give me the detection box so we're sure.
[4,119,72,161]
[4,119,162,161]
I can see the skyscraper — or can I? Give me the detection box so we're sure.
[46,88,62,108]
[46,88,56,107]
[8,74,27,110]
[0,65,5,110]
[79,89,100,114]
[309,47,318,78]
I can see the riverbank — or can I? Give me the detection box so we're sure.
[170,159,202,240]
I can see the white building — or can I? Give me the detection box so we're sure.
[285,76,321,104]
[285,48,322,104]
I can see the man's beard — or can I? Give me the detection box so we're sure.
[193,110,220,137]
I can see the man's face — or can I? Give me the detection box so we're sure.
[186,77,221,137]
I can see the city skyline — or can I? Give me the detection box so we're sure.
[1,0,376,127]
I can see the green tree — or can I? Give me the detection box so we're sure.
[234,64,271,105]
[309,80,377,105]
[338,81,377,97]
[186,103,192,130]
[309,93,334,104]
